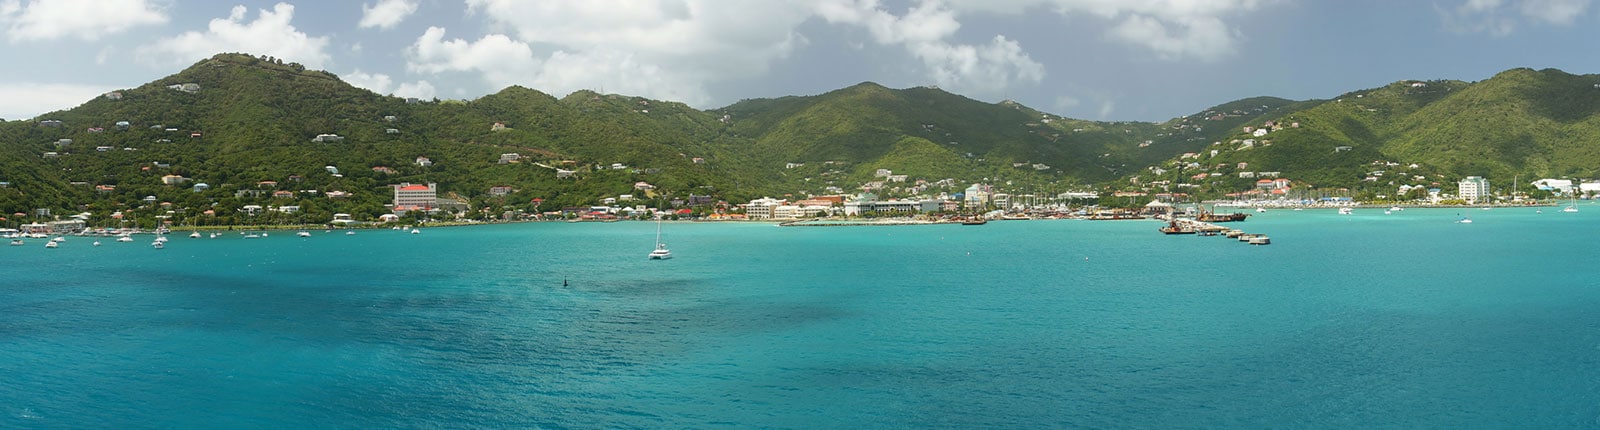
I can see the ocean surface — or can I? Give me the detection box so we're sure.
[4,207,1600,428]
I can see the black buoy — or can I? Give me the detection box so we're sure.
[563,278,568,287]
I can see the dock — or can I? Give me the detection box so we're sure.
[1158,217,1270,245]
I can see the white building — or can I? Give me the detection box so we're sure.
[1532,178,1574,193]
[744,197,786,219]
[1458,176,1489,203]
[393,182,437,212]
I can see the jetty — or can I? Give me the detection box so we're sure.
[1157,217,1270,245]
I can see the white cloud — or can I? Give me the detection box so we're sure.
[393,80,435,99]
[409,0,1275,107]
[342,69,434,99]
[135,3,330,69]
[1442,0,1592,35]
[406,26,541,89]
[0,0,167,42]
[1108,14,1237,60]
[430,0,811,105]
[1519,0,1590,24]
[0,82,115,120]
[343,69,394,94]
[815,0,1044,96]
[359,0,417,30]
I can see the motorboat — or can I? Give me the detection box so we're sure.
[1338,207,1353,215]
[346,231,356,235]
[151,241,164,249]
[189,231,201,238]
[44,241,58,248]
[10,239,23,246]
[297,231,312,237]
[116,236,134,242]
[410,229,421,234]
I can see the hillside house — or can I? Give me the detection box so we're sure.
[103,91,123,100]
[634,182,655,191]
[372,166,397,174]
[273,191,295,199]
[489,186,515,196]
[499,153,521,164]
[161,175,187,185]
[312,134,344,143]
[193,183,209,192]
[415,156,432,167]
[386,128,400,134]
[115,121,130,130]
[39,119,62,127]
[555,169,575,179]
[491,122,507,132]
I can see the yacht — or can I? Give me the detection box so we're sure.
[44,241,58,248]
[648,219,672,260]
[116,236,134,242]
[410,229,421,234]
[151,240,164,249]
[93,241,101,247]
[189,231,201,238]
[297,231,312,238]
[10,239,23,246]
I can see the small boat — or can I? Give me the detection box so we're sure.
[1389,206,1403,212]
[961,218,987,225]
[1457,216,1473,224]
[10,239,24,246]
[345,231,356,236]
[1338,207,1353,215]
[1248,235,1271,245]
[243,233,261,239]
[153,236,169,243]
[93,241,102,246]
[151,241,164,249]
[51,236,65,243]
[116,236,134,242]
[1255,207,1267,213]
[44,241,58,248]
[189,231,200,238]
[410,229,420,234]
[297,231,312,237]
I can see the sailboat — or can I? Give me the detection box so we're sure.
[648,218,672,260]
[1562,194,1579,213]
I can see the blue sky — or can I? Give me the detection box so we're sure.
[1,0,1598,122]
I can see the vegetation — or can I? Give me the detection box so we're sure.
[5,53,1600,227]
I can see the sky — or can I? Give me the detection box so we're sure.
[1,0,1599,122]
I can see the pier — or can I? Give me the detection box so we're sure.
[1158,217,1270,245]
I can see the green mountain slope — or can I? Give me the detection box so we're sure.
[1137,68,1600,197]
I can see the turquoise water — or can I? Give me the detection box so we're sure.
[4,208,1600,428]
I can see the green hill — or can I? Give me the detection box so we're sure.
[7,53,1598,225]
[1136,68,1600,198]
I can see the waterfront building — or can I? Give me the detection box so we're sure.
[1459,176,1489,203]
[393,182,437,213]
[744,197,786,219]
